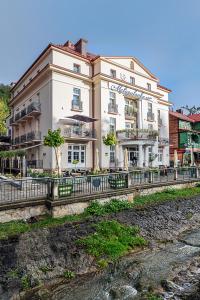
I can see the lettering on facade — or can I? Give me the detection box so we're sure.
[109,82,152,101]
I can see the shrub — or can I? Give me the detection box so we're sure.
[63,270,75,279]
[77,220,147,262]
[21,275,31,290]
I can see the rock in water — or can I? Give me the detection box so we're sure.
[110,285,137,299]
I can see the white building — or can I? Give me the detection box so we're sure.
[8,38,171,171]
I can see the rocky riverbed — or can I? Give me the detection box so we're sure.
[2,195,200,299]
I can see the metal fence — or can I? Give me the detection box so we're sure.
[0,167,199,205]
[0,178,51,204]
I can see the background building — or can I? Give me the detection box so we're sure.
[169,110,200,165]
[8,38,171,171]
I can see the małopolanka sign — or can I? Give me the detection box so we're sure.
[109,82,152,101]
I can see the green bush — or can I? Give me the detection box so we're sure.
[77,220,147,261]
[21,275,31,290]
[63,270,75,279]
[84,199,132,217]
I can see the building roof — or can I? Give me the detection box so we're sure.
[169,111,195,122]
[157,84,172,93]
[188,114,200,122]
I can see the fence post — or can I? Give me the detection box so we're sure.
[196,167,199,179]
[50,179,59,200]
[127,172,131,188]
[148,171,153,183]
[174,168,178,180]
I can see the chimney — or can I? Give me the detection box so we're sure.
[176,109,183,114]
[75,38,88,55]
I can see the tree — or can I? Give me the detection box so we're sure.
[43,129,65,174]
[181,105,200,115]
[0,83,11,134]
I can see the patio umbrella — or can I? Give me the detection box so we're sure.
[174,150,178,168]
[124,148,129,171]
[94,148,100,172]
[22,156,26,177]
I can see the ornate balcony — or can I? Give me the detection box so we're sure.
[147,111,155,122]
[108,103,118,114]
[71,100,83,111]
[117,129,158,142]
[26,131,41,142]
[158,137,169,146]
[158,117,163,127]
[125,107,137,120]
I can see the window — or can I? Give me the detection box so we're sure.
[158,110,161,119]
[68,145,86,164]
[148,102,153,113]
[109,91,116,105]
[73,63,81,73]
[148,124,153,131]
[130,76,135,85]
[158,148,163,163]
[147,83,151,91]
[125,122,134,129]
[73,88,81,103]
[110,145,115,163]
[110,69,116,78]
[130,61,134,70]
[148,146,153,162]
[109,117,116,133]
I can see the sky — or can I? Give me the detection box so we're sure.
[0,0,200,108]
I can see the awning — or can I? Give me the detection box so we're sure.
[65,115,98,123]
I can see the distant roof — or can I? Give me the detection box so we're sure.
[169,111,195,122]
[188,114,200,122]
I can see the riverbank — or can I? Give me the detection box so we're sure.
[1,188,200,299]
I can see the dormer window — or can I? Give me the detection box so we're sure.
[73,63,81,73]
[147,83,151,91]
[110,69,116,78]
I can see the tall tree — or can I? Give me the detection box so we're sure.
[0,84,11,134]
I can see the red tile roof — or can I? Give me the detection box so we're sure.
[169,111,195,122]
[157,84,172,93]
[188,114,200,122]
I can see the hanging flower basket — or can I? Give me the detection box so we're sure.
[103,132,117,146]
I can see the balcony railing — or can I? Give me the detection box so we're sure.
[158,137,169,145]
[125,107,137,120]
[117,129,158,141]
[158,117,163,127]
[63,126,96,139]
[108,103,118,114]
[26,131,41,142]
[10,102,41,126]
[147,111,155,122]
[20,134,27,143]
[71,100,83,111]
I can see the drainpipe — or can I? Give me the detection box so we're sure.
[91,64,95,170]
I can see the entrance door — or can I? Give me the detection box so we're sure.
[127,146,139,167]
[67,145,86,169]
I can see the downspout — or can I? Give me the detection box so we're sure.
[92,64,95,170]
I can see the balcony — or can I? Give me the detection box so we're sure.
[108,103,118,114]
[63,125,96,141]
[158,117,163,127]
[26,131,41,142]
[117,129,158,142]
[71,100,83,111]
[11,102,41,125]
[158,137,169,146]
[147,111,155,122]
[125,107,137,120]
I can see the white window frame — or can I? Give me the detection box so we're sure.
[73,63,81,73]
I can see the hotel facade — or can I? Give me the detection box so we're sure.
[8,38,171,170]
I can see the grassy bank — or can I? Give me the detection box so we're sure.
[0,185,200,240]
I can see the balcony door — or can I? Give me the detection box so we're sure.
[127,146,139,167]
[67,144,86,169]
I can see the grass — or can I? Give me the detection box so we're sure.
[0,186,200,240]
[132,186,200,208]
[63,270,75,279]
[77,220,147,262]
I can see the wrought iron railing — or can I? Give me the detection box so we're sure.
[108,103,118,113]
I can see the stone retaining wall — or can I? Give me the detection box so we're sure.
[0,179,199,222]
